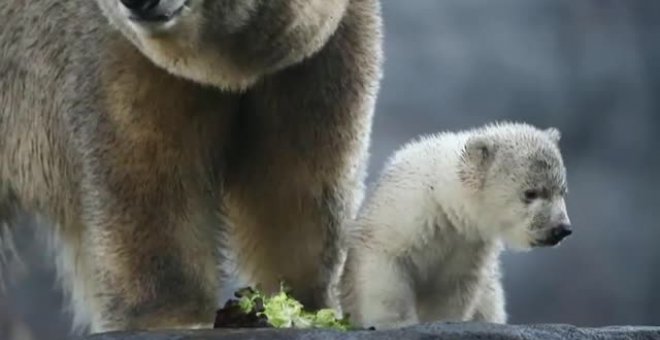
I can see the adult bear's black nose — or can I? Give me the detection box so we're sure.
[119,0,160,14]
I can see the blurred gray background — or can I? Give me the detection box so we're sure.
[2,0,660,339]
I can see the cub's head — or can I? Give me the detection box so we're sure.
[94,0,348,90]
[458,122,572,250]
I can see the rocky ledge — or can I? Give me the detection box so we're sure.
[85,322,660,340]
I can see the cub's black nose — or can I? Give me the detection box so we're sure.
[551,223,573,242]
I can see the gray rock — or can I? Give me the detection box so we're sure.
[83,323,660,340]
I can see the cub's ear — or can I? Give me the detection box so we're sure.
[545,127,561,144]
[459,136,497,189]
[462,136,497,169]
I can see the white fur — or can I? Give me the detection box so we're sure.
[340,122,570,330]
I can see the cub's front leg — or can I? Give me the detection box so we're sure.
[470,263,507,323]
[341,249,419,330]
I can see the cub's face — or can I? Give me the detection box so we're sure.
[460,125,572,250]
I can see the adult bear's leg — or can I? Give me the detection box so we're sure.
[225,0,383,310]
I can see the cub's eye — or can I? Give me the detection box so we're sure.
[524,189,540,202]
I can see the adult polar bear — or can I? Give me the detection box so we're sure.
[0,0,382,333]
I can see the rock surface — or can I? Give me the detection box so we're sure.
[84,323,660,340]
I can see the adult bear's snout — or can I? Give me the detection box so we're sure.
[120,0,160,13]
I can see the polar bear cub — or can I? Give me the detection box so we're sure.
[340,122,572,330]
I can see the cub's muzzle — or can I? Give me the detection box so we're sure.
[536,223,573,247]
